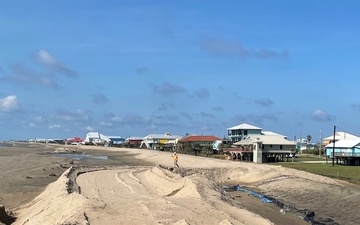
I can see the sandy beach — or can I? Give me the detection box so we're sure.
[1,143,358,225]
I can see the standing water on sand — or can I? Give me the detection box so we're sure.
[49,152,108,160]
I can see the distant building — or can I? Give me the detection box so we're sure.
[325,139,360,165]
[225,123,294,163]
[140,133,182,150]
[178,135,221,153]
[323,132,360,146]
[232,135,296,163]
[295,138,310,151]
[124,137,144,148]
[66,137,84,145]
[107,136,125,145]
[84,132,110,145]
[227,123,262,143]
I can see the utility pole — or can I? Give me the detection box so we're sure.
[332,126,336,166]
[319,129,322,158]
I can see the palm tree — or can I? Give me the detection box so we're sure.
[202,145,213,157]
[307,135,312,143]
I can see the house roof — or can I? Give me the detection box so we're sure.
[67,137,84,142]
[143,134,182,140]
[125,136,144,141]
[323,132,360,141]
[227,123,262,130]
[179,135,221,142]
[325,139,360,148]
[233,135,295,146]
[261,131,287,138]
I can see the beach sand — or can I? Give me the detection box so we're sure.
[1,143,358,225]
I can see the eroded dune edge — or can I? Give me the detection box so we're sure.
[13,165,278,225]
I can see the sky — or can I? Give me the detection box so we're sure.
[1,0,360,141]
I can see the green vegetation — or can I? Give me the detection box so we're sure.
[276,162,360,185]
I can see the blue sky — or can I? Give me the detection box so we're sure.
[1,0,360,141]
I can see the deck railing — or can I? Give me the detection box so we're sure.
[334,152,360,157]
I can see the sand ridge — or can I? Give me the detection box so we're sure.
[13,165,275,225]
[4,145,359,225]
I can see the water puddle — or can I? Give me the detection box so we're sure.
[49,153,108,160]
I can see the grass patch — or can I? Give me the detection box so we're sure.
[276,162,360,185]
[295,156,327,161]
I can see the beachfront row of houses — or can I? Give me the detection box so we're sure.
[31,123,360,164]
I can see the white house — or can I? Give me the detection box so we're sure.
[227,123,262,143]
[323,132,360,146]
[84,132,110,145]
[232,135,296,163]
[140,133,182,150]
[325,139,360,157]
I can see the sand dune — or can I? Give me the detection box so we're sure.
[14,165,273,225]
[11,146,360,225]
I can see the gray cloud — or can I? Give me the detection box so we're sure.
[122,113,152,127]
[200,112,214,118]
[193,88,210,98]
[255,98,274,107]
[33,50,77,77]
[92,93,109,104]
[2,63,58,87]
[55,109,91,122]
[180,112,192,120]
[231,113,278,126]
[2,50,77,88]
[158,102,175,111]
[151,82,186,95]
[311,109,335,122]
[351,104,360,112]
[136,67,149,74]
[153,113,179,122]
[213,106,224,111]
[201,38,288,59]
[247,113,278,125]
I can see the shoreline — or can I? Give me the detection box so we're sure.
[0,142,357,224]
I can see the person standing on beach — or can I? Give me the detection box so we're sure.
[172,152,179,168]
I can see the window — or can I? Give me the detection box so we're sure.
[244,130,248,135]
[280,145,283,149]
[270,145,273,148]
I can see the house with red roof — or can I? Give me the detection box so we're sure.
[177,135,222,154]
[66,137,84,145]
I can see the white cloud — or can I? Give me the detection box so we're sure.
[0,95,20,112]
[34,50,77,77]
[86,126,95,131]
[29,123,37,128]
[111,115,122,122]
[99,121,112,127]
[49,124,61,129]
[311,109,335,121]
[34,116,43,122]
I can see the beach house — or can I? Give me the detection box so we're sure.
[227,123,262,143]
[177,134,222,154]
[225,123,295,163]
[325,139,360,165]
[232,135,296,163]
[140,133,182,150]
